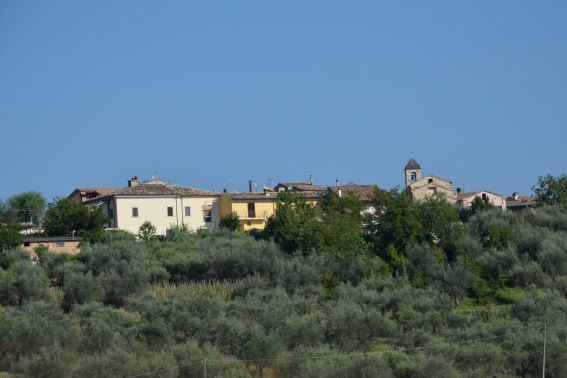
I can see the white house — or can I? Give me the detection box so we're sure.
[83,177,220,235]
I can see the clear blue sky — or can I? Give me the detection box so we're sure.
[1,2,566,202]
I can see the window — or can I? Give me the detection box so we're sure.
[167,207,174,217]
[410,172,417,182]
[428,178,433,184]
[248,203,256,218]
[56,241,65,248]
[132,207,139,217]
[185,206,191,216]
[203,209,212,222]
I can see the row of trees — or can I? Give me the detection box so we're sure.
[0,194,107,249]
[0,173,566,377]
[2,201,567,376]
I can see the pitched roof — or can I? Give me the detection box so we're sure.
[506,195,536,207]
[84,179,218,203]
[412,174,453,185]
[274,182,327,191]
[23,236,83,243]
[405,157,421,170]
[457,190,505,200]
[226,190,322,201]
[77,188,118,195]
[327,183,378,202]
[69,187,120,199]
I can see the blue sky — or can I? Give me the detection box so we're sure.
[1,2,565,202]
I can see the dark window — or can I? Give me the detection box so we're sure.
[185,207,191,216]
[24,242,30,247]
[410,172,417,182]
[203,210,212,222]
[56,241,65,248]
[248,203,256,218]
[167,207,174,217]
[482,193,488,200]
[428,178,433,183]
[132,207,139,217]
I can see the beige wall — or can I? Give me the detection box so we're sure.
[459,192,507,210]
[21,240,82,257]
[409,176,457,202]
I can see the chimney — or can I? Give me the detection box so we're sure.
[336,179,339,186]
[249,180,253,193]
[223,188,228,193]
[128,176,139,187]
[310,175,313,185]
[457,188,461,193]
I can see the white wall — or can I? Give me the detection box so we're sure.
[113,196,219,235]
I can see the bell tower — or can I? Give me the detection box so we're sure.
[404,155,422,188]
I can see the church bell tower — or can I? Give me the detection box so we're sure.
[404,155,422,188]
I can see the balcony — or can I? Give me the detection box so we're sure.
[234,210,270,220]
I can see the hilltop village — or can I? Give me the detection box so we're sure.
[67,157,534,237]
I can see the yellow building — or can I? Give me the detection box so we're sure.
[219,191,278,231]
[219,187,322,231]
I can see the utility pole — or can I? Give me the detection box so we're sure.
[542,324,547,378]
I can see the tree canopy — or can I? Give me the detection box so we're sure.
[532,174,567,207]
[43,197,106,240]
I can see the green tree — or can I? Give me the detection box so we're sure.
[308,192,368,257]
[0,199,18,226]
[365,187,423,255]
[7,191,46,225]
[218,212,240,231]
[43,197,106,239]
[416,194,462,255]
[533,174,567,207]
[264,191,316,253]
[138,221,157,243]
[0,228,23,250]
[471,195,494,215]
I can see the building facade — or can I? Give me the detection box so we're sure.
[404,157,457,202]
[84,177,220,235]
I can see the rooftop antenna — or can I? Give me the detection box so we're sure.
[226,179,233,191]
[266,178,272,187]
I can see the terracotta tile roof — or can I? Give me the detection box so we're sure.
[76,188,119,196]
[226,190,322,201]
[327,183,378,202]
[457,190,505,200]
[84,179,219,203]
[457,191,482,200]
[506,195,536,207]
[23,236,83,243]
[274,182,327,191]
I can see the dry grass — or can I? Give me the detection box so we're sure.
[147,280,236,301]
